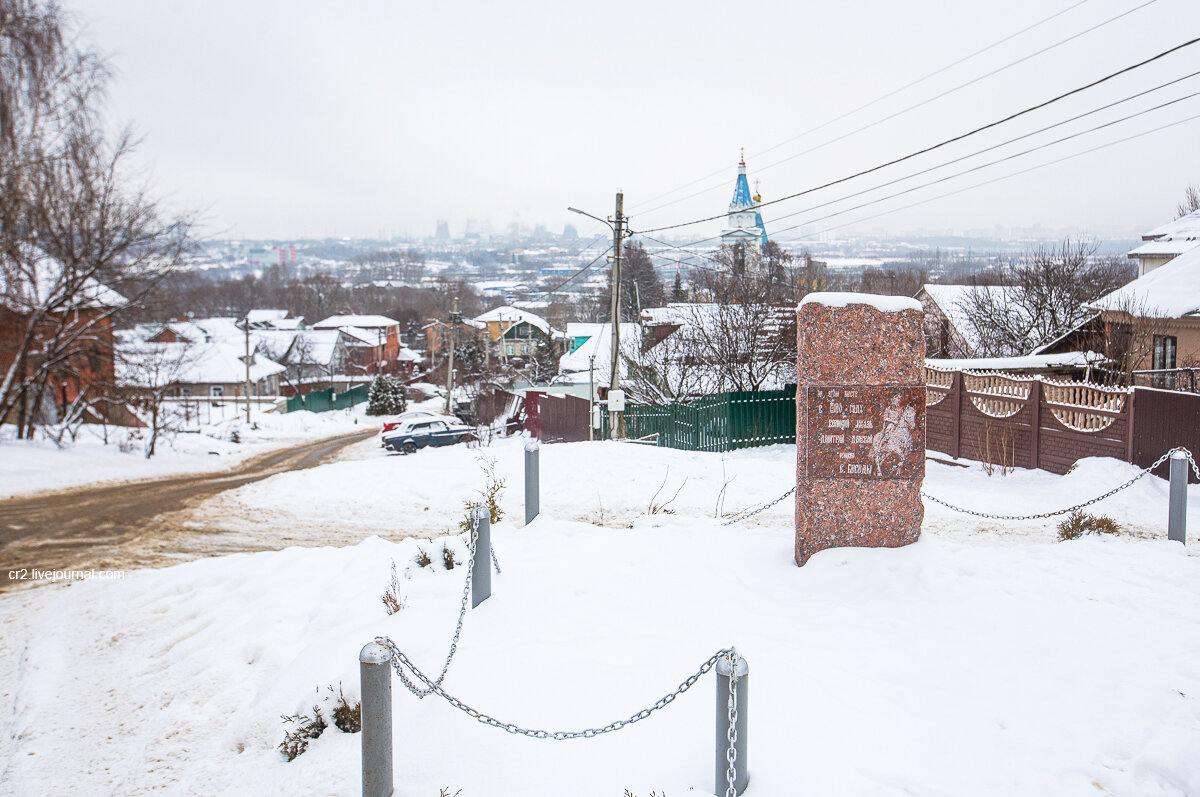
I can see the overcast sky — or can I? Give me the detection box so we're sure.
[68,0,1200,243]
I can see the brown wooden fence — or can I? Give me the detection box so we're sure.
[525,391,592,443]
[926,366,1199,482]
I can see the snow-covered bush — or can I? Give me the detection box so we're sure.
[381,560,406,614]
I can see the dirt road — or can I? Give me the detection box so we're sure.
[0,429,376,591]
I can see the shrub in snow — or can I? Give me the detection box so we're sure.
[414,546,432,568]
[279,705,326,761]
[1057,511,1121,541]
[381,560,406,614]
[457,455,506,535]
[442,542,458,570]
[366,374,407,416]
[327,683,361,734]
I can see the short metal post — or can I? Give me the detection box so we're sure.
[1169,450,1188,544]
[525,439,540,524]
[715,653,749,796]
[472,506,491,608]
[359,642,393,797]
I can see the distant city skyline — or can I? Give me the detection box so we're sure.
[71,0,1200,243]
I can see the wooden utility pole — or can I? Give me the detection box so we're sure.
[444,297,461,415]
[608,191,624,439]
[242,317,252,423]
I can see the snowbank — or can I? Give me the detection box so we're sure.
[0,405,370,499]
[195,436,1200,548]
[1,518,1197,795]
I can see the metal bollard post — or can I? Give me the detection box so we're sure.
[1169,450,1188,544]
[359,641,394,797]
[715,652,749,796]
[472,505,491,608]
[525,439,540,525]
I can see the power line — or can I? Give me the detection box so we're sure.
[532,245,613,301]
[628,0,1098,214]
[636,105,1200,270]
[636,70,1200,252]
[636,34,1199,235]
[769,111,1200,244]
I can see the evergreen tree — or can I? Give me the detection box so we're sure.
[528,327,560,383]
[671,269,686,302]
[366,374,407,416]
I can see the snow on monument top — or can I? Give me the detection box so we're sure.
[798,292,922,313]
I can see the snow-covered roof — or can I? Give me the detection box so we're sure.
[473,305,551,335]
[920,284,1024,353]
[117,342,286,387]
[312,314,399,329]
[926,351,1103,371]
[1140,208,1200,241]
[1126,239,1200,257]
[0,255,127,311]
[338,326,383,347]
[1088,245,1200,317]
[395,346,422,363]
[728,163,754,212]
[246,309,288,323]
[251,330,299,361]
[557,322,640,381]
[285,329,344,367]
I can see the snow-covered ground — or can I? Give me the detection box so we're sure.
[190,435,1200,549]
[0,404,376,499]
[1,438,1198,796]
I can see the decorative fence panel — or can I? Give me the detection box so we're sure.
[926,367,1198,481]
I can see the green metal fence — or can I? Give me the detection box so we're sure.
[286,384,370,413]
[600,386,796,452]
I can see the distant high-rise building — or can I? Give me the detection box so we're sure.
[435,220,451,240]
[561,223,579,241]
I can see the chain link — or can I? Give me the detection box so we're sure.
[922,447,1194,521]
[721,486,796,526]
[725,649,739,797]
[377,637,731,740]
[393,514,483,699]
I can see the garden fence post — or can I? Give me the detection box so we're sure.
[359,641,393,797]
[1169,450,1187,544]
[472,505,491,607]
[715,652,749,796]
[525,439,540,524]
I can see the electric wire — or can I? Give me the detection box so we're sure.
[632,71,1200,254]
[532,245,613,301]
[634,34,1200,235]
[628,0,1099,213]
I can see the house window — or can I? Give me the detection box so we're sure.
[506,345,514,356]
[211,385,225,398]
[1153,335,1177,370]
[179,386,193,397]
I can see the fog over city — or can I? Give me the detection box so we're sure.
[71,0,1200,241]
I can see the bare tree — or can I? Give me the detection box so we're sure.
[0,1,192,437]
[112,341,196,458]
[955,239,1135,357]
[1177,184,1200,218]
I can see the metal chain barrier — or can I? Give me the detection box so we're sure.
[724,650,739,797]
[377,636,733,740]
[395,514,482,699]
[921,447,1195,521]
[721,486,796,526]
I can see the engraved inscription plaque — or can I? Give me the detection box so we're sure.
[806,385,924,479]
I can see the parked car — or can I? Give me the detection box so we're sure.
[382,417,475,454]
[378,411,461,445]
